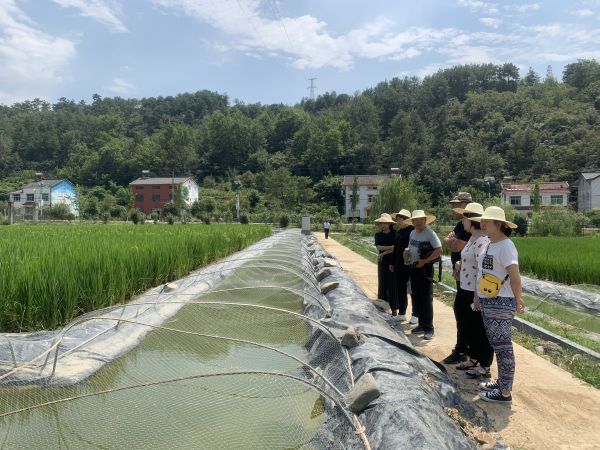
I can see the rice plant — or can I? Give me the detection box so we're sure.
[0,224,271,332]
[513,236,599,286]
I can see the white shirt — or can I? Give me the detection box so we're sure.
[476,239,519,298]
[323,221,330,229]
[459,235,490,292]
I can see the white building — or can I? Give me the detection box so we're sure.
[9,179,79,220]
[500,181,570,217]
[343,175,391,222]
[578,172,600,212]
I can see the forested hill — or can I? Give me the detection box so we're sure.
[1,60,599,206]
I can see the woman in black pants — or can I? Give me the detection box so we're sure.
[453,203,494,378]
[389,209,414,321]
[374,213,396,303]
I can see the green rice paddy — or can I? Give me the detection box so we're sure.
[0,223,271,332]
[512,236,600,286]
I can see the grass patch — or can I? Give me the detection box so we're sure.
[0,223,271,332]
[330,233,378,264]
[513,330,600,389]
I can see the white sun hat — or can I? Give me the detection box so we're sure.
[453,202,484,218]
[403,209,436,226]
[469,206,517,229]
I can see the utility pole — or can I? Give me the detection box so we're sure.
[307,78,317,100]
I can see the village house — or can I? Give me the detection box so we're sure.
[343,174,391,222]
[129,176,199,216]
[9,176,78,220]
[500,181,570,217]
[578,172,600,212]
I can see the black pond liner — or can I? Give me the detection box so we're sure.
[305,236,477,450]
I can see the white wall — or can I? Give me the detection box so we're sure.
[345,185,379,220]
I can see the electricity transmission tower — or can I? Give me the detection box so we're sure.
[307,78,317,100]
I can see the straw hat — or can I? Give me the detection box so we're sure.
[449,192,473,204]
[452,202,484,218]
[373,213,395,224]
[394,209,411,219]
[403,210,436,226]
[469,206,517,229]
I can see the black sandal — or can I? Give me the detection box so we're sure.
[466,366,491,378]
[456,358,478,370]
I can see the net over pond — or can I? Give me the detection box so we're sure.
[0,231,366,449]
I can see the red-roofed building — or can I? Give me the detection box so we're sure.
[500,181,570,217]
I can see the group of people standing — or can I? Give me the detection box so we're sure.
[373,191,524,404]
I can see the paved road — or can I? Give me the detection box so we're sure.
[317,233,600,450]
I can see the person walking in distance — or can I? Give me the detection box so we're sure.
[443,191,473,364]
[389,209,414,321]
[471,206,525,404]
[323,220,331,239]
[374,213,396,303]
[403,210,441,340]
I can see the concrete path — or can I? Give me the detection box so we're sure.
[317,233,600,450]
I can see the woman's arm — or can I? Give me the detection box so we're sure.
[375,245,394,252]
[506,264,525,313]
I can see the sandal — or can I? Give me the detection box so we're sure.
[456,358,479,370]
[466,366,491,378]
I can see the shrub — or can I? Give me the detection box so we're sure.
[512,214,528,236]
[110,205,128,220]
[167,214,175,225]
[240,214,249,224]
[530,206,584,236]
[49,203,74,220]
[586,208,600,228]
[130,211,139,224]
[129,209,146,225]
[279,214,289,228]
[151,212,159,224]
[163,202,178,217]
[100,212,110,224]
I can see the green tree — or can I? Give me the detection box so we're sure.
[531,182,541,212]
[350,176,359,218]
[563,59,600,91]
[371,176,429,219]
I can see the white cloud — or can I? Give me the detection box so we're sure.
[479,17,500,28]
[152,1,459,70]
[573,9,595,17]
[514,3,541,13]
[457,0,499,14]
[104,78,136,95]
[0,0,76,105]
[50,0,127,33]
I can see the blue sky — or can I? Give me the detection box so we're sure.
[1,0,600,106]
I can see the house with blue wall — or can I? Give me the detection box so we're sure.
[10,178,79,219]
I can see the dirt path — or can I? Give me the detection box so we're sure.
[317,233,600,450]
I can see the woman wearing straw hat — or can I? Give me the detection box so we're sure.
[389,209,414,321]
[374,213,396,303]
[403,210,441,340]
[451,203,494,379]
[470,206,525,404]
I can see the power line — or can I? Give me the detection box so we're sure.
[267,0,294,53]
